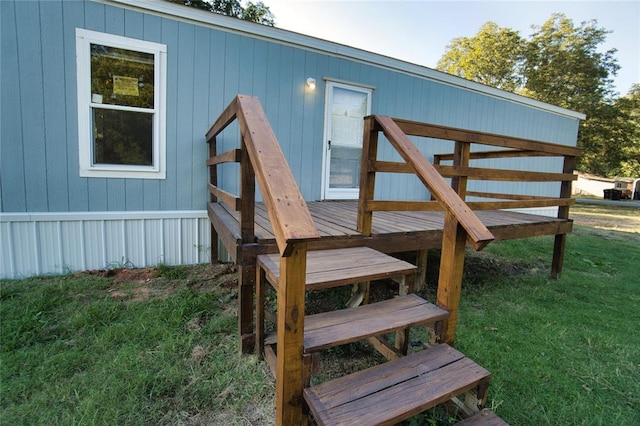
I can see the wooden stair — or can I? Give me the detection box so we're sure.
[454,409,510,425]
[256,246,504,424]
[207,96,509,424]
[256,246,426,360]
[302,293,447,352]
[304,344,492,426]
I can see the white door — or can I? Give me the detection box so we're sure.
[322,82,372,199]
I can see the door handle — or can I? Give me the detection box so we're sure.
[328,140,331,150]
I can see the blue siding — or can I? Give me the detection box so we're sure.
[160,16,179,211]
[15,1,48,212]
[1,0,26,212]
[1,0,581,214]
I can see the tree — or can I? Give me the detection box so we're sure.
[166,0,275,26]
[436,14,635,177]
[437,22,526,92]
[522,14,619,113]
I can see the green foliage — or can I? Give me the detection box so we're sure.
[166,0,275,26]
[437,22,526,92]
[522,14,619,111]
[436,13,637,178]
[579,88,640,177]
[156,263,188,279]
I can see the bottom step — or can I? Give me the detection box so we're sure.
[454,409,509,425]
[304,344,491,426]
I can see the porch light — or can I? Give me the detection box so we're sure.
[306,77,316,90]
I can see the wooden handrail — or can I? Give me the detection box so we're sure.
[393,117,582,157]
[206,95,319,256]
[435,149,557,162]
[207,95,319,423]
[357,114,581,345]
[372,115,494,251]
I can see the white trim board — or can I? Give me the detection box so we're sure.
[103,0,585,121]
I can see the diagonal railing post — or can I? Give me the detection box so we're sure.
[207,95,319,422]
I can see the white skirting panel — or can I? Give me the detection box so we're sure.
[0,211,212,279]
[510,207,559,218]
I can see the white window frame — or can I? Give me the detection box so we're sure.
[76,28,167,179]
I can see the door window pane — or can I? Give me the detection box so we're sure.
[329,146,361,188]
[330,87,367,148]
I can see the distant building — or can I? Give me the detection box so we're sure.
[614,177,640,200]
[572,172,614,197]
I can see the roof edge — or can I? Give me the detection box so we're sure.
[103,0,586,121]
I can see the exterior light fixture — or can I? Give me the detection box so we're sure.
[306,77,316,90]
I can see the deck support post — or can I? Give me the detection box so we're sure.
[276,243,307,425]
[551,156,576,279]
[238,262,256,354]
[436,213,468,346]
[208,136,220,265]
[238,138,257,353]
[415,249,428,291]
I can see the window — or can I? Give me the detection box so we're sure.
[76,29,166,179]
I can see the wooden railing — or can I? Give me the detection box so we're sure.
[206,95,319,424]
[357,115,581,344]
[423,118,580,279]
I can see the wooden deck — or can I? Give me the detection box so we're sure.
[209,200,573,259]
[206,99,577,423]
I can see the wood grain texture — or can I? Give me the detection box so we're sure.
[304,344,491,426]
[373,115,494,251]
[303,294,447,351]
[257,247,416,291]
[235,96,320,255]
[275,243,307,425]
[393,117,582,157]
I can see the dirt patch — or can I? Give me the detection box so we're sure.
[78,263,238,302]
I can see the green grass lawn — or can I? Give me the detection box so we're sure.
[454,225,640,425]
[1,212,639,425]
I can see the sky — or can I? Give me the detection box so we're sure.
[262,0,640,96]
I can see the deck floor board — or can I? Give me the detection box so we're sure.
[213,200,572,254]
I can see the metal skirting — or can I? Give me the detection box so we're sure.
[0,210,212,279]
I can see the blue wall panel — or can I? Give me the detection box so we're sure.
[40,1,70,212]
[1,0,581,214]
[15,1,48,211]
[159,16,179,211]
[60,0,88,212]
[1,0,27,212]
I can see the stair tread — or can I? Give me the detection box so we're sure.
[257,247,417,291]
[454,409,510,426]
[303,293,448,352]
[304,344,491,426]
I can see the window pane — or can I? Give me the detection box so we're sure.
[329,146,361,188]
[90,44,154,109]
[330,87,367,148]
[93,108,153,166]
